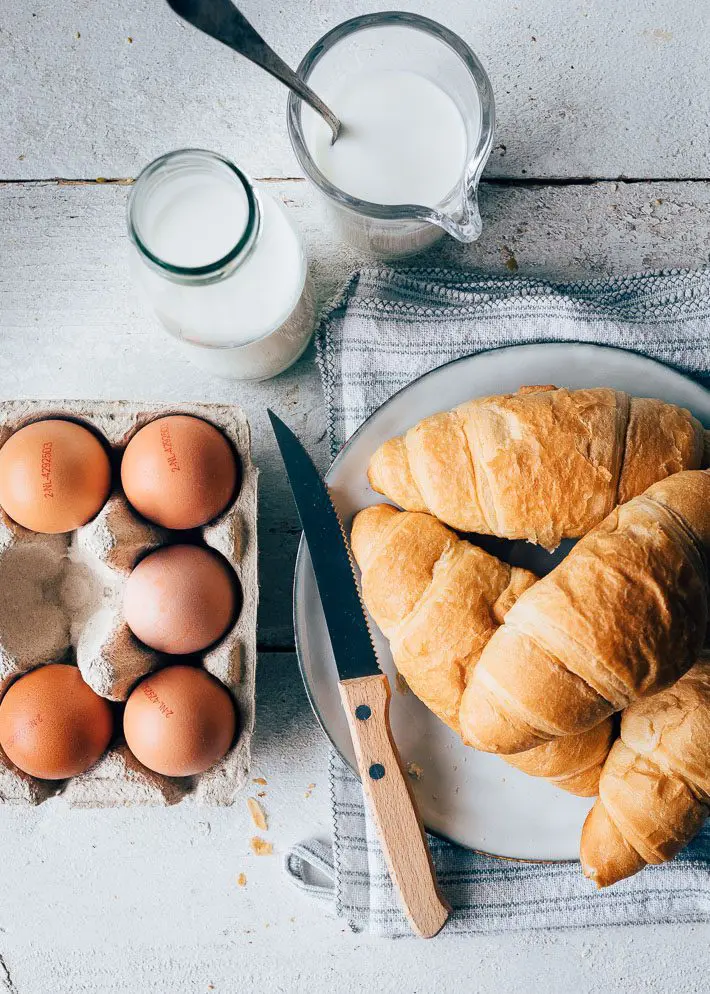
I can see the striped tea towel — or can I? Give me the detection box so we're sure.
[284,266,710,936]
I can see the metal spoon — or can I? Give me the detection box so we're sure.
[166,0,342,143]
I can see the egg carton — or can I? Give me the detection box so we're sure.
[0,400,258,807]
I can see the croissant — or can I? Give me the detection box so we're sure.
[368,386,707,550]
[351,504,613,795]
[459,469,710,755]
[580,656,710,887]
[351,504,535,732]
[503,720,614,797]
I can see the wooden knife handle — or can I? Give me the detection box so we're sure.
[339,673,451,938]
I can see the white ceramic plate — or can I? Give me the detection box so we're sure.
[293,343,710,859]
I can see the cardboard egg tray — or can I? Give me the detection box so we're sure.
[0,400,258,807]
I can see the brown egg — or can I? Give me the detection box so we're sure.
[121,416,238,530]
[123,664,237,776]
[0,663,113,779]
[0,420,112,533]
[123,544,238,654]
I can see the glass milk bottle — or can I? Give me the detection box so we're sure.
[128,149,315,380]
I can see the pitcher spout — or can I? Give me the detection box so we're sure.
[432,195,484,244]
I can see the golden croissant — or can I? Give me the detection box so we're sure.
[351,503,613,795]
[503,721,614,797]
[459,469,710,755]
[581,656,710,887]
[368,385,707,550]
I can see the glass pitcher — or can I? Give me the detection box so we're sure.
[287,11,495,260]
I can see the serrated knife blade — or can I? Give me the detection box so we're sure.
[268,410,380,682]
[269,410,450,939]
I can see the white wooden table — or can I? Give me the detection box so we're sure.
[2,1,710,990]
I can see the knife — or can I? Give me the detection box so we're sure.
[269,411,450,939]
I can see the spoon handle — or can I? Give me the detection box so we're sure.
[167,0,341,141]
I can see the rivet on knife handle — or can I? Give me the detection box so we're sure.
[339,673,451,939]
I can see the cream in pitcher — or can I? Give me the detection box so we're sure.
[309,69,469,208]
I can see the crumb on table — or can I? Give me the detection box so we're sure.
[250,837,273,856]
[247,797,268,831]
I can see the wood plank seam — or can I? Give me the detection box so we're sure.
[3,177,710,186]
